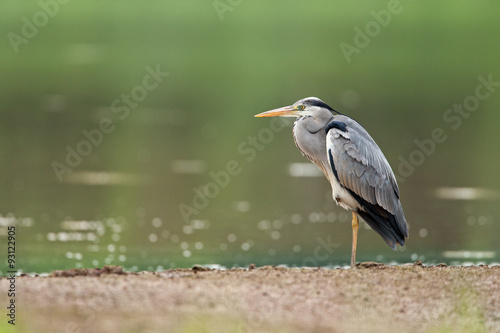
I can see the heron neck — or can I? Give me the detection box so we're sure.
[292,115,333,179]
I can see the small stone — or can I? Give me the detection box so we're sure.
[192,265,209,272]
[358,262,385,268]
[258,265,275,270]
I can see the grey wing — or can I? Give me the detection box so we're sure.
[326,116,408,248]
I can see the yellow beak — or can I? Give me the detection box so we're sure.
[254,106,299,118]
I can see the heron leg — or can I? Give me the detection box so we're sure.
[351,212,359,268]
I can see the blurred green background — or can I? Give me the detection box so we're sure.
[1,0,499,273]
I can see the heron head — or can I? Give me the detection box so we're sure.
[254,97,338,118]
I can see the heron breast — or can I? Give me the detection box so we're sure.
[331,176,361,212]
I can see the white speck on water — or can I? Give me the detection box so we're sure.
[183,225,193,234]
[47,232,56,241]
[181,242,189,250]
[418,228,428,238]
[467,216,476,225]
[86,233,97,242]
[309,212,319,223]
[170,234,179,243]
[227,234,237,242]
[107,244,116,252]
[271,231,280,240]
[183,250,191,257]
[317,212,326,222]
[57,232,69,242]
[96,224,105,236]
[327,212,336,222]
[219,243,227,251]
[235,201,250,212]
[118,255,126,262]
[149,233,158,242]
[65,252,73,259]
[478,215,488,225]
[119,245,127,253]
[257,220,271,230]
[195,242,203,250]
[272,219,283,229]
[291,214,302,224]
[192,219,206,229]
[293,245,301,253]
[112,233,120,242]
[241,243,250,251]
[152,217,162,228]
[74,253,83,260]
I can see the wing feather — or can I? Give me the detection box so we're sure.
[326,115,409,245]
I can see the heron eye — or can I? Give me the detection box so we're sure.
[299,105,306,110]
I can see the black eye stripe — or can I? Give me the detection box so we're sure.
[300,98,343,115]
[303,99,333,111]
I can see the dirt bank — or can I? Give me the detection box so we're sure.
[2,262,499,333]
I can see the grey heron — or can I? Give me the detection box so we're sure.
[255,97,409,268]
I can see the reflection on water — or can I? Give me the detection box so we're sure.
[171,160,207,174]
[65,171,150,186]
[233,201,251,212]
[443,250,496,259]
[2,142,500,274]
[47,218,128,268]
[2,181,498,275]
[288,163,323,177]
[434,187,500,201]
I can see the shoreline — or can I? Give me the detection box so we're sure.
[1,262,499,332]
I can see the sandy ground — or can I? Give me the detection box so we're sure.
[1,262,500,333]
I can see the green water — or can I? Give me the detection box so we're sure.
[1,1,500,274]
